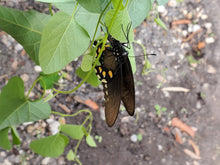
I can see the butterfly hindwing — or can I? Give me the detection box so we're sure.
[121,56,135,116]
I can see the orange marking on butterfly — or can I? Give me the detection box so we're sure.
[98,67,102,73]
[108,70,113,78]
[102,71,106,77]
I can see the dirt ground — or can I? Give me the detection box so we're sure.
[0,0,220,165]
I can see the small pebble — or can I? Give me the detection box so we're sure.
[23,121,34,126]
[26,125,35,133]
[34,65,42,72]
[14,43,23,51]
[168,0,177,7]
[192,24,201,33]
[3,159,11,165]
[182,30,188,37]
[205,37,215,44]
[201,14,208,20]
[158,144,163,151]
[196,101,201,109]
[130,134,138,143]
[157,5,165,13]
[41,157,51,165]
[47,119,60,135]
[20,74,29,82]
[0,152,6,157]
[207,65,217,74]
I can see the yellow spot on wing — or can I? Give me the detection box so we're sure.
[102,71,106,77]
[108,70,113,78]
[98,67,102,73]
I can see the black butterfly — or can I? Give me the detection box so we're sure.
[94,28,135,127]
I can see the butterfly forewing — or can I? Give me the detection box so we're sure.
[95,47,122,126]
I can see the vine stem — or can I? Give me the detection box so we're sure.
[26,77,46,102]
[49,3,53,16]
[51,109,92,118]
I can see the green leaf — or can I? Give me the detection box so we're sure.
[127,0,152,28]
[36,0,73,2]
[0,77,51,130]
[55,2,101,39]
[39,11,90,74]
[77,0,109,13]
[0,127,11,150]
[137,134,143,141]
[11,126,21,145]
[161,107,167,112]
[66,149,75,161]
[187,55,200,65]
[60,124,85,140]
[86,135,97,147]
[105,8,134,42]
[0,6,50,64]
[81,54,94,72]
[154,17,168,30]
[76,67,100,87]
[157,0,169,5]
[30,133,69,157]
[40,72,60,89]
[154,104,160,110]
[112,0,125,10]
[128,44,136,73]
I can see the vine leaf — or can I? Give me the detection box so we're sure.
[86,134,97,147]
[105,8,134,42]
[157,0,169,5]
[39,72,60,89]
[0,127,11,150]
[77,0,109,13]
[39,11,90,74]
[0,77,51,130]
[54,2,101,39]
[76,67,100,87]
[60,124,85,140]
[36,0,73,2]
[30,133,69,157]
[11,126,21,145]
[127,0,152,28]
[0,6,50,64]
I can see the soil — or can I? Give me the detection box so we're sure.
[0,0,220,165]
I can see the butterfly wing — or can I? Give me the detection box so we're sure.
[101,49,122,127]
[121,56,135,116]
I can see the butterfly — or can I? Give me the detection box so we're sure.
[94,27,135,127]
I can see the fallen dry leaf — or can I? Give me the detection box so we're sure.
[188,139,200,156]
[74,96,99,111]
[207,65,217,74]
[182,28,203,42]
[161,87,190,92]
[59,103,71,114]
[171,19,192,26]
[183,148,201,160]
[174,129,183,144]
[197,41,205,49]
[163,127,170,132]
[11,60,18,70]
[84,99,99,111]
[172,117,195,138]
